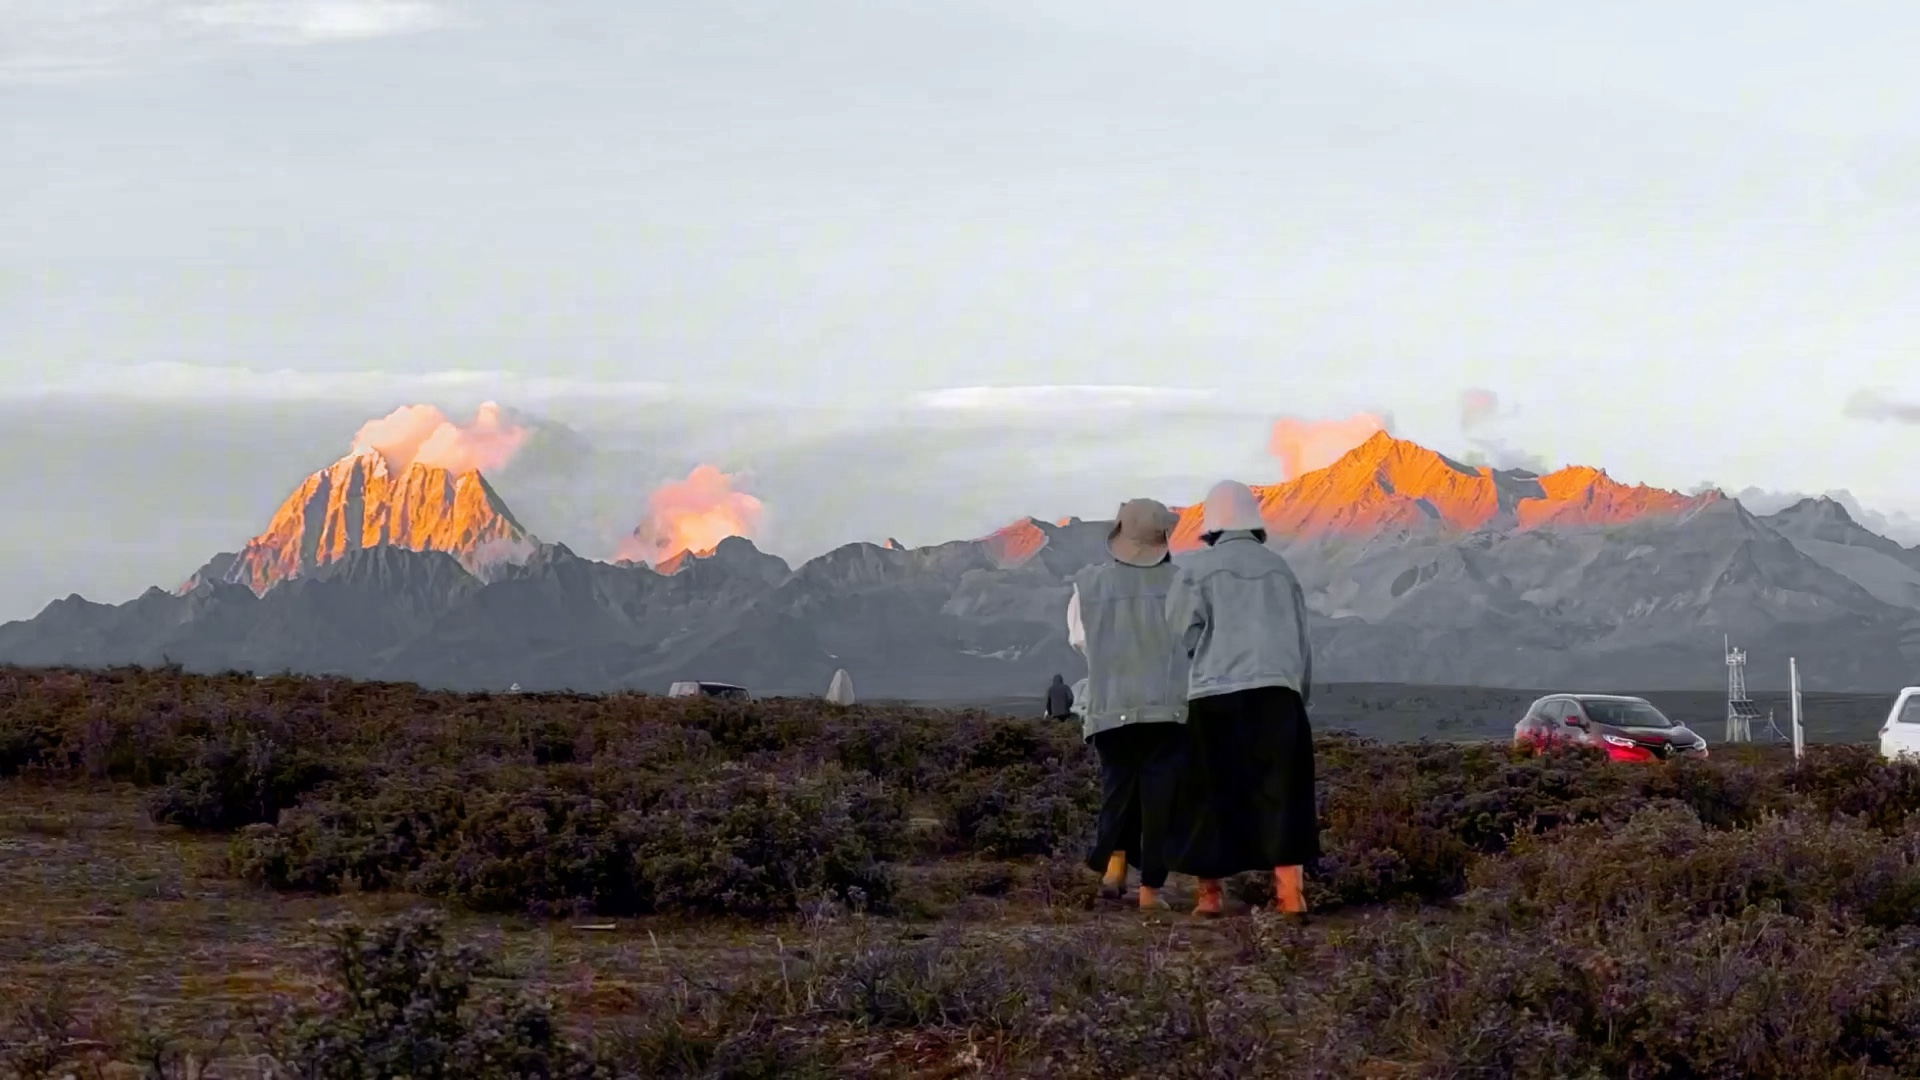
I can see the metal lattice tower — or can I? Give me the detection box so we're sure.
[1725,635,1760,743]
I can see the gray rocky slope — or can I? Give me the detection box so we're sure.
[5,451,1920,696]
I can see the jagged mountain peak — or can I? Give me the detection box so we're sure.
[652,536,791,585]
[218,452,529,595]
[1170,434,1715,547]
[1773,495,1857,524]
[980,518,1051,569]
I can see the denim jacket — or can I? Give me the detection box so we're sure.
[1067,559,1190,740]
[1165,531,1313,703]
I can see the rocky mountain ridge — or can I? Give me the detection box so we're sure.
[183,451,530,595]
[11,435,1920,697]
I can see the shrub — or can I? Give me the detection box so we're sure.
[237,765,908,918]
[267,910,595,1080]
[634,768,908,916]
[145,728,334,830]
[1786,744,1920,833]
[941,762,1098,859]
[1277,909,1920,1079]
[1470,802,1920,929]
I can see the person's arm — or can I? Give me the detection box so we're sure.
[1292,578,1313,707]
[1066,583,1086,655]
[1166,568,1206,658]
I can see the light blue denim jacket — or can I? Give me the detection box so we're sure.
[1067,559,1189,740]
[1165,531,1314,704]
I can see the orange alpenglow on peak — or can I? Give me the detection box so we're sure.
[980,518,1049,568]
[653,546,721,576]
[224,450,528,593]
[1169,432,1715,548]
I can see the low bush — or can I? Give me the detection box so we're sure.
[1471,801,1920,929]
[1276,909,1920,1079]
[236,765,909,918]
[144,728,335,830]
[1786,743,1920,832]
[941,761,1098,859]
[16,664,1920,928]
[266,910,595,1080]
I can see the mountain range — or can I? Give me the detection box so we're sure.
[6,431,1920,696]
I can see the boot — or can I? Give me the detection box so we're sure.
[1097,852,1128,902]
[1272,865,1307,921]
[1191,878,1225,919]
[1138,884,1170,912]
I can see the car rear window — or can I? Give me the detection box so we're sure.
[1900,695,1920,724]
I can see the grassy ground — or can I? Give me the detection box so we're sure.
[9,666,1920,1077]
[0,780,1312,1078]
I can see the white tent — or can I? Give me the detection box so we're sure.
[825,668,856,705]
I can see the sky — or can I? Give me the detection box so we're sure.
[7,0,1920,617]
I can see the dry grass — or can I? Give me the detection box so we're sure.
[0,780,1243,1078]
[8,666,1920,1077]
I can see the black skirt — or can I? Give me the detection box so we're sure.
[1168,685,1320,879]
[1084,721,1186,889]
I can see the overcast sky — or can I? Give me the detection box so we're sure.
[7,0,1920,618]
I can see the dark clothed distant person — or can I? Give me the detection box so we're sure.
[1166,480,1319,919]
[1044,674,1075,721]
[1067,498,1190,912]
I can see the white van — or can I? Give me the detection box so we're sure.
[1876,687,1920,759]
[667,681,752,701]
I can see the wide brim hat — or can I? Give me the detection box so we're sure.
[1108,498,1177,567]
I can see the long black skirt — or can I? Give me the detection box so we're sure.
[1083,721,1186,890]
[1168,685,1320,879]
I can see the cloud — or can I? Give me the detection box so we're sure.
[0,0,455,81]
[349,400,529,473]
[1455,386,1550,472]
[6,363,677,405]
[177,1,447,43]
[1267,412,1393,480]
[912,385,1225,411]
[1459,387,1505,430]
[1717,482,1920,546]
[1844,388,1920,424]
[618,464,765,565]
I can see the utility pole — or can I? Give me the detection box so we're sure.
[1790,657,1805,760]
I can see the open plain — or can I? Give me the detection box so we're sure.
[5,666,1920,1078]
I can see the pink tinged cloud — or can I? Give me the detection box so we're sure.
[1267,412,1392,481]
[619,464,765,564]
[349,401,529,473]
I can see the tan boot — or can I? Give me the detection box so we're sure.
[1191,878,1225,919]
[1272,865,1307,922]
[1138,885,1170,912]
[1097,852,1128,902]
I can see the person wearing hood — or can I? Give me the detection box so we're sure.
[1165,480,1319,920]
[1044,673,1075,721]
[1066,498,1190,911]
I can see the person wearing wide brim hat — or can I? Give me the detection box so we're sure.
[1164,480,1320,921]
[1065,498,1191,912]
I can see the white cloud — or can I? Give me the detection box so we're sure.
[1845,387,1920,424]
[912,385,1226,411]
[177,0,446,43]
[5,363,678,405]
[0,0,455,81]
[1718,483,1920,547]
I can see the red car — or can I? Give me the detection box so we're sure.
[1514,694,1709,762]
